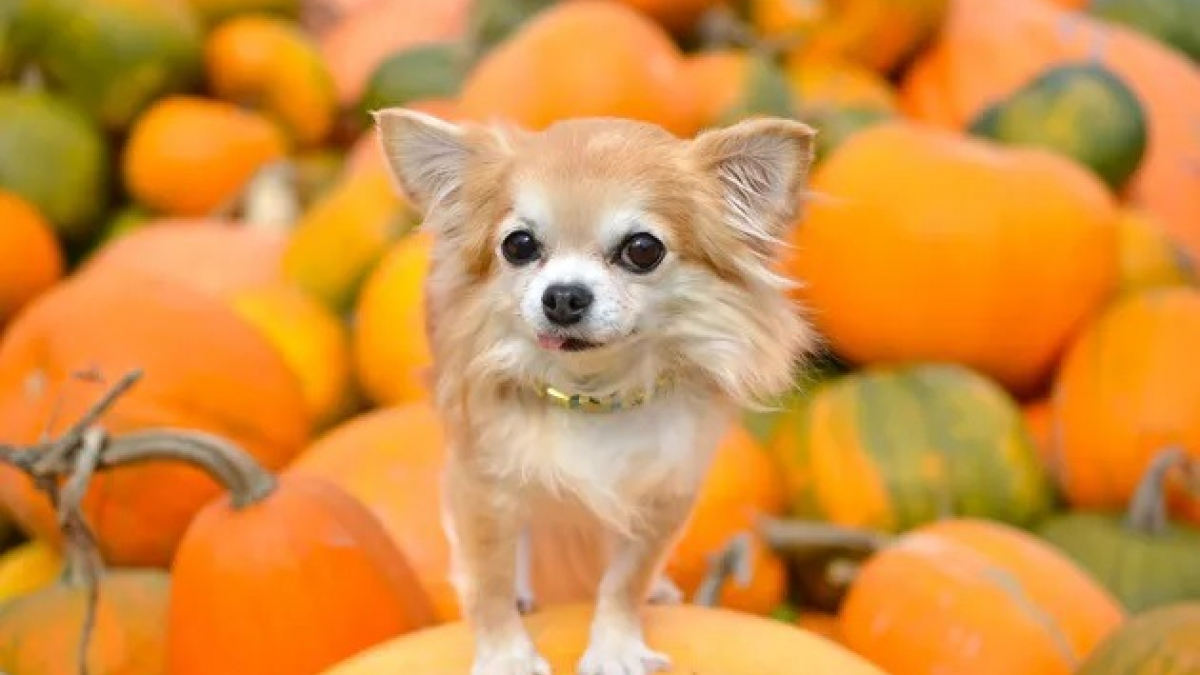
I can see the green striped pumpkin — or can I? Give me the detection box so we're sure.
[1076,602,1200,675]
[768,362,1056,533]
[1036,448,1200,613]
[6,0,203,132]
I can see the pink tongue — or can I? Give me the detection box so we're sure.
[538,335,566,350]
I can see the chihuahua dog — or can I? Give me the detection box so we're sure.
[374,108,817,675]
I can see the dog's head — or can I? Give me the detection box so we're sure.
[375,110,818,407]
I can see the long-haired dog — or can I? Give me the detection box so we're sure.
[375,108,817,675]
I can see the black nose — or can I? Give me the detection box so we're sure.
[542,283,593,326]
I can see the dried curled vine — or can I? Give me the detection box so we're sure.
[0,368,278,675]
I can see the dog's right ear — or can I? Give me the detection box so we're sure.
[372,108,474,215]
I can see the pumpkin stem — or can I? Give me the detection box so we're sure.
[692,531,755,606]
[757,516,892,554]
[18,65,45,92]
[102,430,277,508]
[57,427,107,675]
[1125,447,1188,534]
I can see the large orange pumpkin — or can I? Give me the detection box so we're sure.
[122,96,289,217]
[900,0,1200,268]
[80,221,352,428]
[1050,286,1200,519]
[0,268,311,567]
[784,120,1119,396]
[169,458,437,675]
[457,0,698,137]
[0,192,64,328]
[0,569,171,675]
[840,518,1126,675]
[79,220,285,298]
[317,604,889,675]
[288,401,457,620]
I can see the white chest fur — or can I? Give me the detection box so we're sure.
[472,389,733,535]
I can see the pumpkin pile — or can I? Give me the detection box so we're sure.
[1,0,1198,673]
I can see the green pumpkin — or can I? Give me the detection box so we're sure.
[0,87,109,241]
[1037,448,1200,613]
[1076,602,1200,675]
[768,363,1057,533]
[742,349,850,447]
[358,42,468,121]
[715,53,797,126]
[804,106,895,164]
[968,61,1147,192]
[5,0,203,132]
[1088,0,1200,64]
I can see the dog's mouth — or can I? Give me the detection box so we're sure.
[537,335,603,352]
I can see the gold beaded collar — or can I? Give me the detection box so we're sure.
[534,374,675,413]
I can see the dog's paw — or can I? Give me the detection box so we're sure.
[471,641,551,675]
[646,576,683,605]
[577,635,671,675]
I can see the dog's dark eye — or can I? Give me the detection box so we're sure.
[618,233,665,273]
[501,230,541,265]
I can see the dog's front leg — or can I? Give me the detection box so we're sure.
[445,466,548,675]
[577,492,695,675]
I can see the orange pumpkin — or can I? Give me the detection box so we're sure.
[317,604,889,675]
[229,281,356,430]
[80,221,351,427]
[283,167,415,314]
[797,611,844,644]
[123,95,289,217]
[352,231,435,406]
[840,518,1126,675]
[0,192,64,328]
[0,268,310,567]
[1051,286,1200,519]
[1114,207,1195,295]
[900,0,1200,267]
[784,120,1118,396]
[0,540,63,605]
[457,0,698,137]
[751,0,950,73]
[204,13,337,147]
[288,401,458,620]
[80,220,286,298]
[169,461,437,675]
[613,0,725,32]
[319,0,470,107]
[0,569,171,675]
[664,424,789,614]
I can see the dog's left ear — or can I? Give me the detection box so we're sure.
[690,117,816,242]
[373,107,476,215]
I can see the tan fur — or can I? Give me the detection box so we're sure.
[375,109,818,675]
